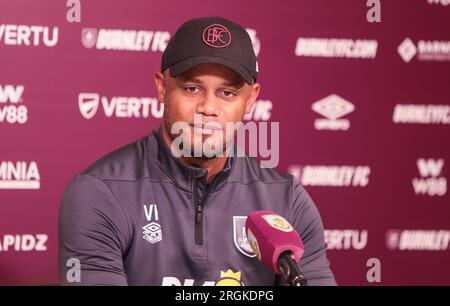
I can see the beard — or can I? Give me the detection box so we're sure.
[163,112,238,160]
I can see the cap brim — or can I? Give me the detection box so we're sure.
[168,56,254,85]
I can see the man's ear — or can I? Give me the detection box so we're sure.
[245,82,260,114]
[154,71,166,103]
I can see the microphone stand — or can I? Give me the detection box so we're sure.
[277,252,308,286]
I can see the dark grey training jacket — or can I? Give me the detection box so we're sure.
[59,127,336,286]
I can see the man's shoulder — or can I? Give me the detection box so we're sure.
[80,133,157,182]
[232,155,294,186]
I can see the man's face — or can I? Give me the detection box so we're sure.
[155,63,260,159]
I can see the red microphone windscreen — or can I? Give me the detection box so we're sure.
[245,210,304,275]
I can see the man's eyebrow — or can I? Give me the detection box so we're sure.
[178,76,202,83]
[222,80,245,89]
[177,76,245,89]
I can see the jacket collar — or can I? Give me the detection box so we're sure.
[152,126,234,193]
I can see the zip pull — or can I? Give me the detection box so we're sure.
[196,204,203,224]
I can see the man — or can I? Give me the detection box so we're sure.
[59,16,336,286]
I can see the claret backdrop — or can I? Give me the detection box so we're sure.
[0,0,449,285]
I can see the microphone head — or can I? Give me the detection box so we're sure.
[245,210,304,275]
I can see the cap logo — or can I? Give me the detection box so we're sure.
[202,23,231,48]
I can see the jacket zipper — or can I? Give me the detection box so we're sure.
[194,179,213,245]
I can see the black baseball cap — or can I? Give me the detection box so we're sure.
[161,16,258,85]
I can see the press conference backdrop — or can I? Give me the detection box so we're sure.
[1,0,449,286]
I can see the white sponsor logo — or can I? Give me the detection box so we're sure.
[416,40,450,61]
[81,28,97,49]
[78,93,163,120]
[0,84,28,124]
[0,234,48,252]
[295,38,378,59]
[386,230,402,251]
[81,28,170,52]
[386,230,450,251]
[143,204,162,244]
[78,93,99,120]
[393,104,450,124]
[412,159,447,196]
[0,24,58,47]
[398,37,450,62]
[288,165,371,187]
[397,38,417,63]
[0,161,40,190]
[325,230,368,250]
[246,28,261,57]
[244,100,272,121]
[312,94,355,130]
[427,0,450,6]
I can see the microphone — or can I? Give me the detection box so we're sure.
[245,210,308,286]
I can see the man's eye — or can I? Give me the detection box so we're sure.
[184,87,200,94]
[221,90,236,97]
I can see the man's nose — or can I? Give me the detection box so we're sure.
[196,91,220,117]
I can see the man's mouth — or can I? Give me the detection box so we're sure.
[191,122,224,135]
